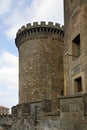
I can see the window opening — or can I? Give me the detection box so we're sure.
[74,77,82,93]
[72,34,80,60]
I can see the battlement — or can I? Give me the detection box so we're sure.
[15,21,64,48]
[16,21,64,35]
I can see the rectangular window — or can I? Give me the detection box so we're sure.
[74,77,82,93]
[72,34,80,60]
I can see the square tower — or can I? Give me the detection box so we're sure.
[64,0,87,95]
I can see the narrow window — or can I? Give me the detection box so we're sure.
[74,77,82,93]
[72,34,80,60]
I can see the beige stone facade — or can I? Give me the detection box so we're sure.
[64,0,87,95]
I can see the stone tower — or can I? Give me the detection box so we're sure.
[64,0,87,95]
[11,21,64,130]
[15,21,64,111]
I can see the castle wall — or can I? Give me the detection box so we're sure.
[12,93,87,130]
[59,93,87,130]
[64,0,87,94]
[0,115,12,130]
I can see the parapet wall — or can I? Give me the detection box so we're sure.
[15,21,64,47]
[11,93,87,130]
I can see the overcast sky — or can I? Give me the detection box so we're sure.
[0,0,64,110]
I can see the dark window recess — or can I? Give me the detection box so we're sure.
[72,34,80,60]
[74,77,82,92]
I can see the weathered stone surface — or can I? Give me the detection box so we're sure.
[21,103,30,115]
[64,0,87,95]
[83,94,87,116]
[0,115,12,130]
[42,100,52,112]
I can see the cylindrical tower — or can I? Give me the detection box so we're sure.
[64,0,87,94]
[15,21,64,105]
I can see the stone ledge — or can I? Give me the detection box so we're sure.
[58,92,87,99]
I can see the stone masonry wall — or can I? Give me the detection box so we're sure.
[64,0,87,95]
[0,115,12,130]
[12,93,87,130]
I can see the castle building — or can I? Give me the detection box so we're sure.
[0,106,9,115]
[11,0,87,130]
[64,0,87,95]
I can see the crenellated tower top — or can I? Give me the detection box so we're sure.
[15,21,64,48]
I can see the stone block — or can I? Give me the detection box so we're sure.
[42,100,52,112]
[22,103,30,115]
